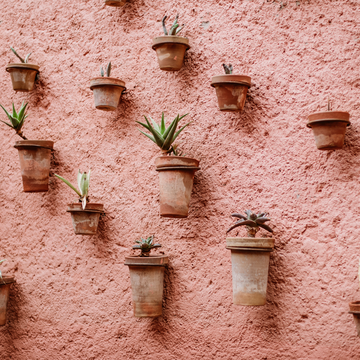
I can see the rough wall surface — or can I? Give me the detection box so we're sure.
[0,0,360,358]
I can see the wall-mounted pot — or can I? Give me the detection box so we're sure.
[105,0,126,6]
[155,156,200,218]
[152,36,190,71]
[211,75,251,111]
[125,255,168,317]
[226,237,274,306]
[6,63,39,92]
[14,140,54,192]
[307,111,350,150]
[0,276,15,326]
[90,77,126,111]
[67,203,104,235]
[349,301,360,336]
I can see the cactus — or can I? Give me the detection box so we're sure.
[223,64,233,74]
[100,62,111,77]
[10,47,32,63]
[162,14,185,36]
[133,235,161,257]
[227,210,273,237]
[0,102,28,140]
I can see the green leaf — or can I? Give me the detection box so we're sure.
[138,130,157,144]
[77,170,83,195]
[149,116,160,133]
[172,121,192,143]
[55,174,81,197]
[162,115,179,140]
[143,116,164,148]
[0,104,15,125]
[24,52,32,63]
[82,196,86,210]
[160,112,166,134]
[10,47,25,63]
[106,62,111,77]
[12,103,16,118]
[0,119,14,129]
[17,102,28,123]
[100,66,104,77]
[0,259,6,266]
[162,115,180,150]
[136,120,152,132]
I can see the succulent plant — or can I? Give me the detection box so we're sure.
[55,169,91,210]
[133,235,161,257]
[137,113,191,155]
[0,102,28,140]
[223,64,233,75]
[100,62,111,77]
[162,14,185,36]
[227,210,273,237]
[10,47,32,64]
[0,259,6,284]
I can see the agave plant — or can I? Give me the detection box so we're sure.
[0,102,28,140]
[137,113,191,155]
[133,235,161,257]
[100,62,111,77]
[55,170,91,210]
[162,13,185,36]
[223,64,233,74]
[227,210,273,237]
[0,259,6,284]
[10,47,32,64]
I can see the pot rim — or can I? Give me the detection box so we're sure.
[211,74,251,88]
[152,35,190,50]
[226,237,274,250]
[124,255,169,266]
[6,63,40,72]
[307,118,351,128]
[155,155,200,169]
[0,275,16,285]
[90,77,126,90]
[67,203,105,214]
[14,140,54,150]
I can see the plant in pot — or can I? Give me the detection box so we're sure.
[348,259,360,337]
[6,47,39,92]
[0,260,16,326]
[211,64,251,112]
[105,0,126,6]
[55,169,104,235]
[152,14,190,71]
[90,62,126,111]
[0,102,54,192]
[226,210,274,306]
[137,113,200,218]
[307,100,350,150]
[124,235,168,317]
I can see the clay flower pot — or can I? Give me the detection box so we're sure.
[14,140,54,192]
[67,203,104,235]
[6,63,39,92]
[0,276,15,326]
[307,111,350,150]
[152,36,190,71]
[90,77,126,111]
[349,301,360,336]
[211,75,251,111]
[226,237,274,306]
[155,156,200,218]
[125,255,168,317]
[105,0,126,6]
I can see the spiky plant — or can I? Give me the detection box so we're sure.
[137,113,191,155]
[100,62,111,77]
[10,47,32,63]
[55,170,91,210]
[223,64,233,74]
[0,102,28,140]
[0,259,6,284]
[133,235,161,257]
[227,210,273,237]
[162,14,185,36]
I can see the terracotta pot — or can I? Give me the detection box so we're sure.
[0,276,15,326]
[66,203,104,235]
[90,77,126,111]
[6,63,39,92]
[124,255,168,317]
[226,237,274,306]
[155,156,200,218]
[349,301,360,336]
[105,0,126,6]
[152,36,190,71]
[211,75,251,111]
[14,140,54,192]
[307,111,350,150]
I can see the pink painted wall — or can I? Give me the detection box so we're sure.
[0,0,360,358]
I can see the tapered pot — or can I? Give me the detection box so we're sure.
[0,276,15,326]
[67,203,104,235]
[125,255,168,317]
[6,63,39,92]
[307,111,350,150]
[14,140,54,192]
[211,75,251,111]
[226,237,274,306]
[90,77,126,111]
[152,36,190,71]
[155,156,200,218]
[105,0,126,6]
[349,301,360,336]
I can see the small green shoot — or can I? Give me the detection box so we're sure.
[0,102,28,139]
[133,235,161,257]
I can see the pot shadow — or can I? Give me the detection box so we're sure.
[110,0,147,31]
[26,74,52,110]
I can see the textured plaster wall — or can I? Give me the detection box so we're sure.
[0,0,360,358]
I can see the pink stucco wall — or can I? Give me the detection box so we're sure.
[0,0,360,358]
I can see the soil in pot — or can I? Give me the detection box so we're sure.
[226,237,274,306]
[90,78,126,111]
[125,255,168,317]
[6,63,39,92]
[307,111,350,150]
[349,301,360,336]
[67,203,104,235]
[152,36,190,71]
[211,75,251,111]
[155,156,200,218]
[14,140,54,192]
[105,0,126,6]
[0,276,15,326]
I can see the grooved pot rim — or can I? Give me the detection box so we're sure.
[14,140,54,150]
[211,74,251,88]
[306,119,351,128]
[6,63,39,72]
[66,203,104,213]
[0,276,16,285]
[152,36,190,50]
[124,255,169,266]
[226,237,274,250]
[90,77,126,90]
